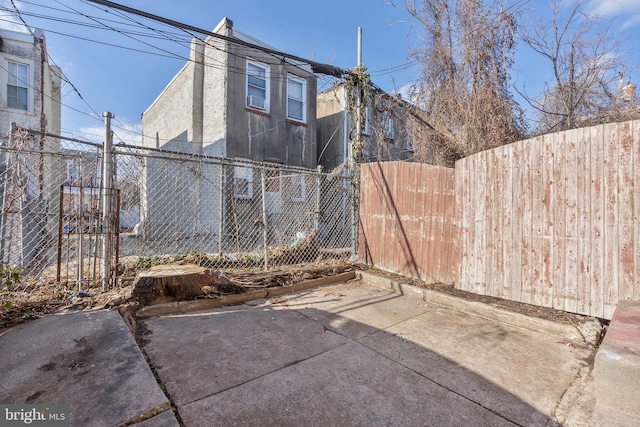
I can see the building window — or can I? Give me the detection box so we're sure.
[265,168,282,214]
[363,105,371,135]
[291,174,306,202]
[246,60,269,111]
[66,160,78,183]
[287,74,306,122]
[234,164,253,199]
[7,61,28,110]
[382,111,394,140]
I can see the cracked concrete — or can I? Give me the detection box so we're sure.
[142,280,597,426]
[0,278,600,426]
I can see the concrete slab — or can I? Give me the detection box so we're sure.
[593,300,640,426]
[140,281,595,425]
[179,342,517,427]
[142,304,351,406]
[358,304,591,426]
[270,282,431,339]
[359,270,590,346]
[0,310,170,427]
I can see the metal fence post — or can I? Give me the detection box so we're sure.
[218,165,224,255]
[315,165,322,234]
[0,123,16,264]
[101,112,114,290]
[261,168,268,269]
[350,167,359,260]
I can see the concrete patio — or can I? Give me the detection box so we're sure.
[1,277,599,426]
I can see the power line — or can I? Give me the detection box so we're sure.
[83,0,348,78]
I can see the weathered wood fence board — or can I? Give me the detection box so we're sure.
[358,162,458,285]
[359,120,640,320]
[456,120,640,319]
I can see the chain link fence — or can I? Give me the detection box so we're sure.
[0,126,358,294]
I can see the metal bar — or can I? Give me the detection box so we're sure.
[56,185,64,284]
[350,170,358,259]
[78,178,84,290]
[261,168,268,270]
[114,146,323,175]
[114,188,120,288]
[0,124,15,264]
[315,165,321,233]
[101,112,114,290]
[218,165,224,255]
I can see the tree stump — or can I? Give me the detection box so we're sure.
[132,263,232,306]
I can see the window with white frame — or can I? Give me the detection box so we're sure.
[7,61,28,110]
[291,174,306,202]
[287,74,306,122]
[265,168,282,214]
[363,105,371,135]
[382,111,394,140]
[66,160,78,183]
[246,60,269,111]
[234,164,253,198]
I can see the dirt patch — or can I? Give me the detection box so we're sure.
[4,260,595,331]
[0,259,354,329]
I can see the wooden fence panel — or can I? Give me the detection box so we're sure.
[358,161,458,284]
[590,124,605,318]
[456,120,640,319]
[576,126,590,315]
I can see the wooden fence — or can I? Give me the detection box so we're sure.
[358,162,458,285]
[358,120,640,319]
[457,121,640,319]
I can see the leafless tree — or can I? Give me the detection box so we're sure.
[387,0,526,166]
[518,0,637,133]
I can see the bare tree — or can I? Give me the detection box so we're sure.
[388,0,526,166]
[518,0,636,133]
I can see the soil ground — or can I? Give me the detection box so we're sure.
[1,261,605,331]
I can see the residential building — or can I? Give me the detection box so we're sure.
[0,24,62,269]
[317,83,414,171]
[141,17,317,165]
[139,18,319,242]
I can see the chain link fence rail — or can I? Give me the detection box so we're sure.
[0,126,357,293]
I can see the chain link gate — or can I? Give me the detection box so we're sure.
[56,182,120,289]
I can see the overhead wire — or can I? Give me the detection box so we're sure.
[3,2,106,122]
[4,0,418,147]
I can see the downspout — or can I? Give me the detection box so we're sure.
[192,37,205,154]
[38,34,46,200]
[343,86,349,167]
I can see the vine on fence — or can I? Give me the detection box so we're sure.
[345,66,371,164]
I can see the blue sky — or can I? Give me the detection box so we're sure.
[1,0,639,144]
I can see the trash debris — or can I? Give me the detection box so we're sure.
[67,290,89,300]
[290,232,307,248]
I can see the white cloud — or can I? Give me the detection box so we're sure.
[0,1,30,34]
[589,0,640,26]
[621,13,640,29]
[111,121,143,146]
[64,120,142,147]
[395,82,418,104]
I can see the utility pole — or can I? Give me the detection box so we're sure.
[350,27,363,260]
[354,26,363,169]
[102,112,114,290]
